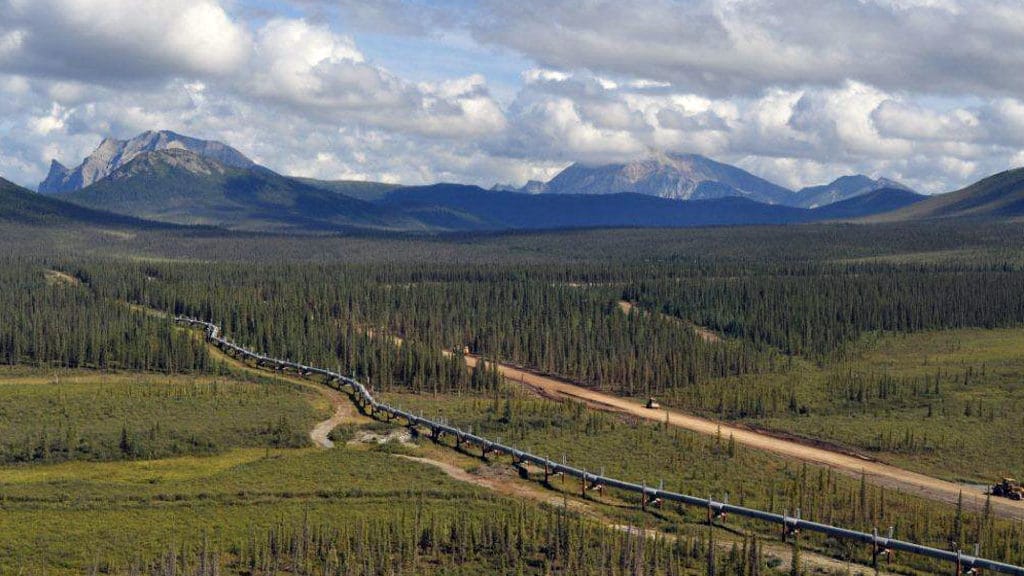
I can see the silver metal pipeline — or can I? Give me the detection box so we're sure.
[175,316,1024,575]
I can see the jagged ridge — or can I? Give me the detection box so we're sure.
[39,130,254,194]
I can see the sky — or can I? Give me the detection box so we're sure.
[3,0,1024,193]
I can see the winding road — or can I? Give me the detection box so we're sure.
[308,385,355,448]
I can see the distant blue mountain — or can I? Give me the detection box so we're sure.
[534,152,794,204]
[794,175,914,208]
[379,184,809,230]
[508,152,914,210]
[811,187,925,219]
[379,183,929,231]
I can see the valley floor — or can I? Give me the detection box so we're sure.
[4,314,1024,574]
[3,230,1024,574]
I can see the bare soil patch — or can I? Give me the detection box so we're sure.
[44,269,81,286]
[617,300,722,343]
[348,428,416,447]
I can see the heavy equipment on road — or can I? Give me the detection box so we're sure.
[992,478,1024,501]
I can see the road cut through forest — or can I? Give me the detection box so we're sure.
[462,354,1024,521]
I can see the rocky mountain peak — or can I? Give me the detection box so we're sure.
[43,159,69,180]
[108,148,231,182]
[793,174,914,208]
[538,151,794,204]
[38,130,254,194]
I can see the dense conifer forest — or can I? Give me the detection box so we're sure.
[22,255,1021,398]
[0,261,208,371]
[6,251,1024,397]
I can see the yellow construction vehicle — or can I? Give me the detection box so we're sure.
[991,478,1024,500]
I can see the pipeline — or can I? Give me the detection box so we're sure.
[176,316,1023,575]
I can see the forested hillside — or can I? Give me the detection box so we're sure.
[871,167,1024,221]
[0,177,162,228]
[59,149,412,232]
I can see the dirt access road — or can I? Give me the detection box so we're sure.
[199,333,359,448]
[381,318,1021,519]
[308,386,356,448]
[463,355,1024,521]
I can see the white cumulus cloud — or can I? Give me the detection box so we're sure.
[0,0,249,81]
[2,0,1024,196]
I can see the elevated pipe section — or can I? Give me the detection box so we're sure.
[175,317,1023,575]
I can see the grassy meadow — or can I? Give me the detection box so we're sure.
[0,365,499,574]
[655,327,1024,482]
[0,366,790,576]
[0,368,320,463]
[0,444,497,573]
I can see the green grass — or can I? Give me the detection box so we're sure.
[0,447,495,574]
[660,328,1024,482]
[0,368,322,464]
[0,444,481,504]
[0,446,270,485]
[0,367,494,574]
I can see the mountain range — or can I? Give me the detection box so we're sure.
[54,148,418,232]
[498,152,910,209]
[7,129,1023,234]
[380,185,813,230]
[525,152,794,204]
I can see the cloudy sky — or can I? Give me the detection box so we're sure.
[3,0,1024,193]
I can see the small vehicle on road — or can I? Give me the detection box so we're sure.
[991,478,1024,500]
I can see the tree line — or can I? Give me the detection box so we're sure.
[21,257,1024,399]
